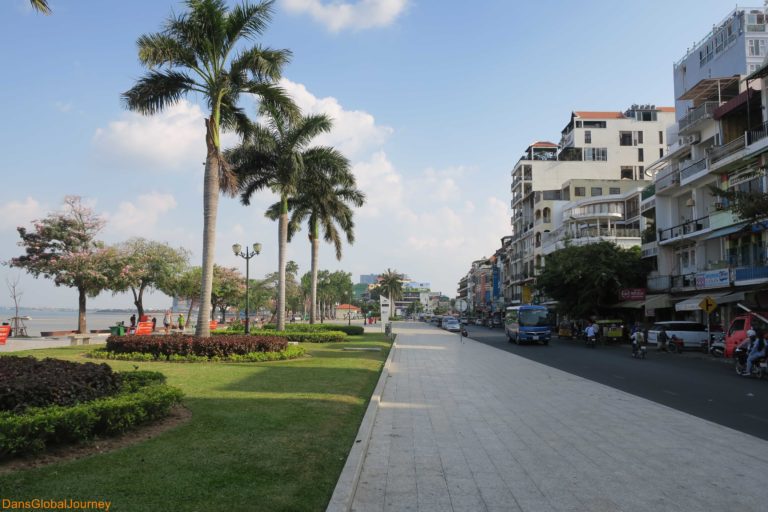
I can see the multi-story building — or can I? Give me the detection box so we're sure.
[507,106,675,304]
[642,6,768,325]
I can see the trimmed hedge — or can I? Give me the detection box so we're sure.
[105,333,287,360]
[89,345,306,363]
[215,329,347,343]
[262,324,364,336]
[0,381,183,458]
[0,356,121,413]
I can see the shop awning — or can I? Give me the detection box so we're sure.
[718,291,746,304]
[674,292,728,312]
[611,300,644,309]
[643,294,671,310]
[703,222,748,240]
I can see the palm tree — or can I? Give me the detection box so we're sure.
[122,0,296,336]
[379,269,404,316]
[230,109,333,330]
[266,146,364,323]
[30,0,51,14]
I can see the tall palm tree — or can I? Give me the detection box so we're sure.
[122,0,296,336]
[379,269,404,315]
[266,146,365,324]
[30,0,51,14]
[230,109,333,330]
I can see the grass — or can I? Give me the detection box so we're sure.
[1,333,391,511]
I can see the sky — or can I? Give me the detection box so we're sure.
[0,0,737,309]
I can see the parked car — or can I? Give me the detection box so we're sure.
[459,316,469,325]
[491,316,502,328]
[443,318,461,332]
[474,318,483,326]
[647,321,708,351]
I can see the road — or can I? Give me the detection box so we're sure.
[463,324,768,441]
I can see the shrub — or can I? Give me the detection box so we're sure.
[105,334,288,360]
[243,330,347,343]
[88,345,306,363]
[0,356,121,413]
[260,323,364,336]
[0,381,183,458]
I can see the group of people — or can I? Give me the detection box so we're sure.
[129,310,186,334]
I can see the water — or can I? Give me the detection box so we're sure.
[0,308,192,337]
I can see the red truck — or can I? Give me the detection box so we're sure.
[724,306,768,357]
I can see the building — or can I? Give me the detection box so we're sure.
[642,5,768,326]
[359,274,378,285]
[334,303,361,320]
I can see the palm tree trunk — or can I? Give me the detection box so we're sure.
[310,220,319,325]
[196,119,220,337]
[77,286,87,333]
[277,194,288,331]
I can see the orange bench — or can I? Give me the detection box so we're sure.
[135,321,154,336]
[210,320,218,330]
[0,325,10,345]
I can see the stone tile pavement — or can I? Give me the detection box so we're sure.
[330,322,768,512]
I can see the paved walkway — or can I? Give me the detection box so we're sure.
[334,322,768,512]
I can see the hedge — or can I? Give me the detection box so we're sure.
[89,345,306,363]
[262,324,365,336]
[0,375,182,458]
[105,333,287,360]
[215,329,347,343]
[0,356,121,413]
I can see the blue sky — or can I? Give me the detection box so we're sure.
[0,0,735,309]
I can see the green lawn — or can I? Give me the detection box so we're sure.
[1,334,391,512]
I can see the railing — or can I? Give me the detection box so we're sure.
[708,135,745,165]
[641,198,656,214]
[679,158,708,181]
[747,120,768,145]
[671,273,698,291]
[647,275,671,292]
[655,165,680,192]
[678,101,718,132]
[658,216,710,241]
[641,184,655,200]
[734,265,768,282]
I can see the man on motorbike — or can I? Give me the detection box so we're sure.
[585,322,597,345]
[743,329,766,376]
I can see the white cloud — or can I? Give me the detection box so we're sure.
[282,0,408,32]
[0,197,45,231]
[352,151,402,217]
[54,101,73,113]
[104,192,178,238]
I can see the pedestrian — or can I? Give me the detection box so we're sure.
[151,316,157,332]
[178,312,185,331]
[163,309,171,334]
[657,327,669,352]
[130,314,136,328]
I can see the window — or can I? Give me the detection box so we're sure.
[583,120,606,128]
[621,166,634,180]
[575,120,583,128]
[609,187,621,195]
[591,187,602,196]
[659,131,663,144]
[575,187,586,197]
[638,166,644,177]
[584,148,607,161]
[619,131,633,146]
[638,148,644,162]
[584,130,591,144]
[636,131,643,144]
[659,148,664,158]
[543,207,551,223]
[748,38,766,57]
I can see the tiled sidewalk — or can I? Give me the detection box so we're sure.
[341,322,768,512]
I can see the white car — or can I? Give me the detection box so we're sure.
[443,319,461,332]
[647,321,708,351]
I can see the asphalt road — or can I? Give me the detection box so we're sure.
[463,324,768,441]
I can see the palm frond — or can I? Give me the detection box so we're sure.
[251,82,301,123]
[231,46,292,82]
[137,33,197,69]
[286,114,333,152]
[122,70,197,115]
[226,1,273,42]
[30,0,51,14]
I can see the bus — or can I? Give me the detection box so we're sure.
[504,305,552,345]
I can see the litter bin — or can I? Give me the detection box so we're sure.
[384,322,392,336]
[109,325,126,336]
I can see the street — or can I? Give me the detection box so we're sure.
[464,324,768,441]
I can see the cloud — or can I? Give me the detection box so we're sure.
[104,192,178,238]
[0,197,45,232]
[54,101,73,113]
[282,0,408,32]
[352,151,402,217]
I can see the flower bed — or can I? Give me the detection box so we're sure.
[213,329,347,343]
[89,345,305,363]
[104,333,288,360]
[261,324,364,336]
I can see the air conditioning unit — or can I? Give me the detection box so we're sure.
[714,202,724,211]
[683,133,701,145]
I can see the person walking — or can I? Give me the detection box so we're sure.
[657,327,669,352]
[178,312,185,331]
[130,314,136,328]
[163,310,171,334]
[151,316,157,332]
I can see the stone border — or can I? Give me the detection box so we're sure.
[326,336,397,512]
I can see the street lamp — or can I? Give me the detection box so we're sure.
[233,242,262,334]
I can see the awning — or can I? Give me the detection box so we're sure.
[677,76,739,102]
[713,88,759,120]
[718,291,746,304]
[611,300,644,309]
[674,292,728,312]
[703,222,748,240]
[643,294,671,310]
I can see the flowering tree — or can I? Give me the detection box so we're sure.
[210,266,245,323]
[9,196,110,333]
[107,238,189,319]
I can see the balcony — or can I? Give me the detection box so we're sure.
[658,216,710,242]
[748,120,768,146]
[678,101,718,133]
[708,135,745,166]
[641,184,655,200]
[734,265,768,283]
[679,158,708,182]
[647,275,671,292]
[655,165,680,193]
[671,273,698,291]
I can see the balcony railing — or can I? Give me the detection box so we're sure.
[747,120,768,146]
[647,275,671,292]
[641,184,655,200]
[671,273,698,291]
[655,165,680,192]
[734,265,768,282]
[658,216,711,241]
[709,135,745,165]
[679,158,708,181]
[678,101,718,133]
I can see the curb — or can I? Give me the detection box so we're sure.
[326,335,397,512]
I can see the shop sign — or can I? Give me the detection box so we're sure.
[619,288,646,301]
[694,269,730,289]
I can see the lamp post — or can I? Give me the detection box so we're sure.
[233,242,262,334]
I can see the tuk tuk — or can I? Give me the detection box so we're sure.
[557,321,575,339]
[596,320,625,343]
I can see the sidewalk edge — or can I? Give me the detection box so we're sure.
[326,336,397,512]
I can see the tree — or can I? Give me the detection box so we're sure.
[107,238,189,318]
[9,196,111,333]
[267,143,364,324]
[123,0,296,337]
[709,178,768,229]
[210,266,245,322]
[231,109,333,330]
[168,266,202,327]
[30,0,51,14]
[378,269,404,307]
[6,275,26,337]
[536,242,648,318]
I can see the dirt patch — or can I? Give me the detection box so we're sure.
[0,405,192,475]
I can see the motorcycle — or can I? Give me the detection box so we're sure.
[733,340,767,378]
[586,335,596,348]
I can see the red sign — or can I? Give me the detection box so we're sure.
[619,288,646,301]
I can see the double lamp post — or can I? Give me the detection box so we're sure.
[233,242,261,334]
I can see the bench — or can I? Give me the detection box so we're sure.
[0,325,10,345]
[41,330,78,338]
[135,321,154,336]
[68,334,92,346]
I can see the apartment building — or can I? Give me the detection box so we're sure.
[507,106,675,305]
[642,6,768,325]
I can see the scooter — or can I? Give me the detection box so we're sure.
[734,340,767,378]
[586,335,596,348]
[631,342,647,359]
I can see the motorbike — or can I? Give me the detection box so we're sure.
[586,335,596,348]
[733,340,767,378]
[631,343,647,359]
